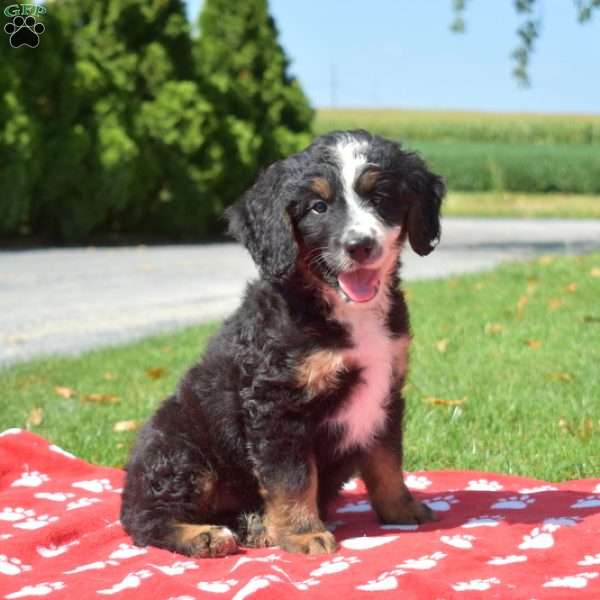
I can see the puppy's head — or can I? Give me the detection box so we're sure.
[227,130,445,304]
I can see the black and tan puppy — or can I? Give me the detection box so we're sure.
[121,130,445,557]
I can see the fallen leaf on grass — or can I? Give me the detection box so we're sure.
[83,393,120,405]
[516,295,529,320]
[548,298,565,310]
[54,386,75,399]
[547,372,573,382]
[435,339,449,353]
[485,323,505,334]
[525,339,542,350]
[146,367,167,380]
[424,396,467,407]
[591,267,600,278]
[558,417,594,441]
[26,407,43,428]
[113,420,139,433]
[565,283,577,293]
[103,372,118,381]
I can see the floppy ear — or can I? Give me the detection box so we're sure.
[403,156,446,256]
[226,160,298,281]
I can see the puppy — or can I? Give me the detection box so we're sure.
[120,129,445,557]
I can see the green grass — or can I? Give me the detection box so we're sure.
[315,108,600,144]
[444,192,600,219]
[1,255,599,480]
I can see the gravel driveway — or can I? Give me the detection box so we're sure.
[2,217,600,365]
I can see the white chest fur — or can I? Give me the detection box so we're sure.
[328,302,409,453]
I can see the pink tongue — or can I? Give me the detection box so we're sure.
[338,269,380,303]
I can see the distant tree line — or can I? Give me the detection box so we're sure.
[0,0,313,241]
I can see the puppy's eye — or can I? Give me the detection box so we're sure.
[311,200,328,214]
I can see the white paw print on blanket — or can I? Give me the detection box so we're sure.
[571,495,600,508]
[34,492,75,502]
[109,543,148,560]
[518,485,557,493]
[5,582,64,599]
[66,497,101,511]
[425,495,459,512]
[544,515,581,527]
[452,577,500,592]
[0,507,35,522]
[150,561,198,576]
[64,560,119,574]
[405,475,432,490]
[197,579,238,593]
[579,553,600,566]
[356,571,404,592]
[341,535,398,550]
[465,479,503,491]
[0,555,32,576]
[37,541,79,558]
[440,534,475,549]
[462,515,503,528]
[543,572,599,589]
[336,499,372,513]
[491,494,535,510]
[396,552,446,570]
[72,478,113,493]
[13,514,58,530]
[11,470,50,488]
[487,555,527,565]
[518,524,559,550]
[310,556,360,577]
[97,569,152,595]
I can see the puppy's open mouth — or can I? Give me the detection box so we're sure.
[337,268,380,303]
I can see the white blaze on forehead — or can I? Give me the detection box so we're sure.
[335,138,386,243]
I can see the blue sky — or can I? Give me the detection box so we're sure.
[185,1,600,114]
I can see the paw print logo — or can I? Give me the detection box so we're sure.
[4,16,45,49]
[465,478,503,491]
[519,484,557,493]
[424,494,459,512]
[150,561,198,576]
[405,474,432,490]
[491,494,535,510]
[578,553,600,566]
[452,577,500,592]
[544,515,581,527]
[336,499,372,513]
[571,495,600,509]
[357,571,402,592]
[543,572,598,589]
[440,534,475,549]
[487,555,527,565]
[310,556,360,577]
[109,543,148,560]
[0,555,32,576]
[66,497,101,511]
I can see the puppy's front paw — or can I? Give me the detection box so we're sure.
[279,531,338,555]
[186,526,239,558]
[378,498,438,525]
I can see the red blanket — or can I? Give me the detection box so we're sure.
[1,429,599,599]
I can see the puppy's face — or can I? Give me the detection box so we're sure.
[227,131,445,305]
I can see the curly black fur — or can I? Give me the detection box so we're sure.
[120,130,445,556]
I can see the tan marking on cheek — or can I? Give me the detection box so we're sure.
[296,349,350,397]
[310,177,332,201]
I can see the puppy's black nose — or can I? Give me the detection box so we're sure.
[345,236,377,264]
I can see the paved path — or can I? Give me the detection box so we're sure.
[2,218,600,365]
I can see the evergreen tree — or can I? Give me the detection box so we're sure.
[194,0,314,211]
